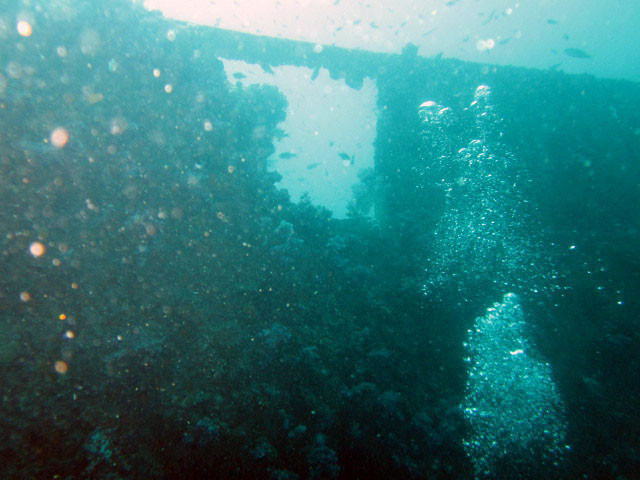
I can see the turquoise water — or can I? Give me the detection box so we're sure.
[1,1,639,479]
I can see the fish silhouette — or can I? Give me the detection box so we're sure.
[564,48,592,59]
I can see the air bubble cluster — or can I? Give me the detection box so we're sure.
[419,86,555,300]
[418,88,568,477]
[462,293,568,478]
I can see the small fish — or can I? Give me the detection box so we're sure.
[564,48,591,59]
[274,128,288,140]
[206,117,232,130]
[306,162,321,170]
[481,9,496,25]
[338,152,351,160]
[279,152,297,159]
[19,139,54,154]
[547,19,559,25]
[27,264,46,271]
[233,72,246,79]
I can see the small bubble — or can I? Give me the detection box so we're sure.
[50,127,69,148]
[54,360,68,374]
[19,291,31,302]
[6,61,23,79]
[56,46,68,57]
[164,84,173,93]
[107,58,118,72]
[171,207,183,220]
[166,29,176,41]
[153,68,160,77]
[79,28,101,55]
[85,92,104,104]
[203,120,213,131]
[313,44,323,54]
[110,117,127,135]
[29,241,46,257]
[17,20,32,37]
